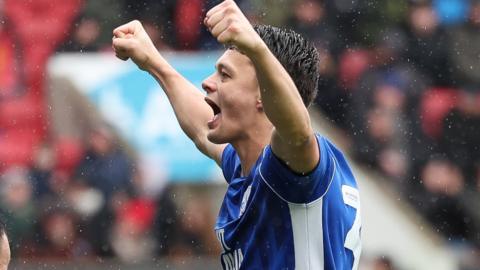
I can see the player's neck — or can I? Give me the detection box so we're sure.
[234,140,265,177]
[232,127,272,177]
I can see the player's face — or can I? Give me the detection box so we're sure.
[202,49,261,144]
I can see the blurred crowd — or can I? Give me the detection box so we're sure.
[1,0,480,269]
[0,125,220,262]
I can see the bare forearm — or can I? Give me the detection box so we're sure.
[146,53,217,155]
[249,44,312,144]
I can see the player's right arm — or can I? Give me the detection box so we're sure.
[112,20,225,165]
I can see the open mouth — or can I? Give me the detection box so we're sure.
[205,97,221,116]
[205,97,221,129]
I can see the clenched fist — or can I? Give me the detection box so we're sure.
[112,20,159,71]
[204,0,265,56]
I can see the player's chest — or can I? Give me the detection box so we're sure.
[216,175,258,227]
[215,174,290,238]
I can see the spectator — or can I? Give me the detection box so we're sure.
[142,20,172,51]
[418,157,471,240]
[29,143,56,200]
[64,180,104,222]
[0,167,36,255]
[123,0,177,49]
[403,1,453,86]
[75,125,135,200]
[34,207,92,259]
[296,1,351,129]
[81,0,126,46]
[57,15,102,52]
[153,188,219,260]
[349,28,424,182]
[314,46,352,129]
[153,185,180,257]
[176,197,219,256]
[123,0,208,50]
[74,125,135,256]
[110,198,156,262]
[240,0,293,27]
[289,0,339,54]
[449,0,480,87]
[441,90,480,183]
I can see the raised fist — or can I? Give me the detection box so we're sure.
[204,0,264,56]
[112,20,158,71]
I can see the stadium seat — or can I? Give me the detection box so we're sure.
[0,96,44,129]
[420,87,459,139]
[0,128,43,169]
[0,0,83,171]
[54,138,85,175]
[338,49,371,90]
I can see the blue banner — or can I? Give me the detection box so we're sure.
[88,52,223,182]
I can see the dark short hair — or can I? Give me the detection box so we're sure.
[254,25,320,107]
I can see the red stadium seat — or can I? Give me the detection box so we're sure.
[0,96,44,129]
[0,0,83,171]
[0,128,43,169]
[420,87,459,139]
[118,199,156,233]
[54,138,85,175]
[338,49,371,90]
[174,0,203,50]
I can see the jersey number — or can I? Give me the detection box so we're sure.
[343,185,362,270]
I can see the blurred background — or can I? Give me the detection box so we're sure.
[0,0,479,269]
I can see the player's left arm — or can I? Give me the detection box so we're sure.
[205,0,319,174]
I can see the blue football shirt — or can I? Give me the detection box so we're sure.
[215,134,361,270]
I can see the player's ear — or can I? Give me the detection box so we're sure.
[256,99,263,112]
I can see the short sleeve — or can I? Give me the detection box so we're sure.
[221,144,239,184]
[259,134,335,204]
